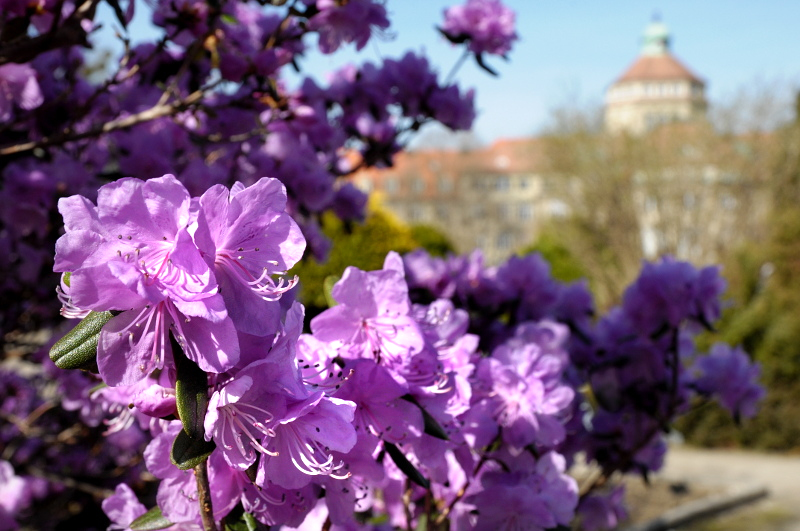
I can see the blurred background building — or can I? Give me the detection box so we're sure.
[605,18,708,134]
[353,19,770,266]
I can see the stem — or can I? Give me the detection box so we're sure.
[403,478,414,531]
[443,48,470,86]
[194,460,217,531]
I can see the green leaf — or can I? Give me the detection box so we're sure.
[171,332,209,439]
[322,275,340,308]
[62,272,72,287]
[220,13,238,24]
[383,442,430,490]
[49,311,116,371]
[222,504,268,531]
[400,394,449,441]
[171,428,216,470]
[130,506,174,531]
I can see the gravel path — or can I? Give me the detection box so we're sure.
[655,446,800,530]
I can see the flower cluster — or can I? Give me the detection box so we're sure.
[54,202,583,527]
[0,0,765,528]
[48,210,766,529]
[403,249,764,527]
[441,0,518,56]
[54,175,304,384]
[0,0,489,343]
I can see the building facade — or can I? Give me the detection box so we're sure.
[605,20,708,134]
[354,139,568,264]
[352,20,768,266]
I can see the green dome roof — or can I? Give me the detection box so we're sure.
[641,19,670,56]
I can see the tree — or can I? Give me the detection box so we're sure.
[679,95,800,450]
[539,103,773,309]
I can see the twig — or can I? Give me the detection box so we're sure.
[24,466,115,498]
[0,87,210,157]
[0,0,101,65]
[434,445,493,525]
[195,460,218,531]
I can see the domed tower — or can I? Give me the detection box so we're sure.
[605,18,707,134]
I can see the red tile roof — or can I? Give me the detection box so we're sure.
[615,54,704,84]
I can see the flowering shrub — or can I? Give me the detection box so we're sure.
[35,172,763,529]
[0,0,763,529]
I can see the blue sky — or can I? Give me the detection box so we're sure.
[103,1,800,144]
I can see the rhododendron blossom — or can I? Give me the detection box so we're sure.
[0,0,766,528]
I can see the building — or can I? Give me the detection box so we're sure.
[354,138,568,264]
[605,19,708,134]
[353,19,769,267]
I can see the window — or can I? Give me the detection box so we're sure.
[519,204,533,220]
[411,177,425,194]
[437,177,453,194]
[385,177,398,194]
[436,205,449,220]
[495,175,510,191]
[497,232,514,250]
[408,205,424,221]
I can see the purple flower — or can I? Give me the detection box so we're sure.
[310,252,425,369]
[498,253,561,323]
[0,460,32,529]
[427,84,476,131]
[199,178,305,336]
[334,359,424,444]
[307,0,390,54]
[331,182,368,222]
[102,483,148,531]
[465,452,577,530]
[97,298,238,386]
[0,63,43,122]
[54,175,239,385]
[577,485,628,531]
[381,53,438,115]
[466,323,574,451]
[204,364,288,471]
[241,480,318,527]
[257,393,357,489]
[403,249,457,299]
[622,258,725,336]
[694,343,764,420]
[144,423,201,523]
[441,0,518,56]
[55,175,216,311]
[152,0,210,46]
